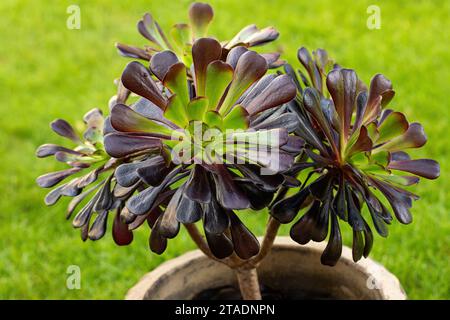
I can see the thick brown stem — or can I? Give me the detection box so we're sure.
[235,267,262,300]
[250,217,280,266]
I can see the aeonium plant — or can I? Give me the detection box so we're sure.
[271,47,440,266]
[36,2,440,301]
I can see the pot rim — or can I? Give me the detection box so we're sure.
[126,236,406,300]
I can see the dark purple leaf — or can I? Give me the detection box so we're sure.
[176,194,203,224]
[159,187,182,239]
[189,2,214,38]
[36,168,81,188]
[202,198,230,234]
[121,61,168,110]
[326,68,358,138]
[352,230,364,262]
[88,211,108,241]
[104,133,162,158]
[320,214,342,266]
[113,209,133,246]
[243,75,296,116]
[271,187,310,223]
[184,165,212,203]
[149,219,168,254]
[150,50,179,81]
[220,51,268,115]
[290,200,321,244]
[204,231,233,259]
[36,144,83,158]
[388,159,439,179]
[115,42,152,60]
[50,119,80,142]
[229,211,260,259]
[192,38,222,96]
[226,46,248,69]
[211,165,250,210]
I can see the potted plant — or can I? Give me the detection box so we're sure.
[36,2,439,300]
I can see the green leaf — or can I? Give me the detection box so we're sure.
[222,105,249,130]
[205,61,233,111]
[188,97,209,122]
[171,24,191,52]
[204,111,223,130]
[164,95,189,128]
[369,150,389,167]
[377,111,408,144]
[163,62,190,127]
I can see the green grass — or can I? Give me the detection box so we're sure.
[0,0,449,299]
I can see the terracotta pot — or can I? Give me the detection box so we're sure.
[126,237,406,300]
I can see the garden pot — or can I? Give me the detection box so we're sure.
[126,237,406,300]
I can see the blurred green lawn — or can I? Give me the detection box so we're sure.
[0,0,448,299]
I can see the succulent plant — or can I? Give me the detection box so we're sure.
[272,47,440,266]
[105,37,299,259]
[116,2,282,68]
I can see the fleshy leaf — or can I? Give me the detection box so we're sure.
[176,194,203,224]
[115,42,152,60]
[225,24,278,49]
[222,105,249,130]
[271,188,310,223]
[229,211,260,259]
[104,133,162,158]
[184,164,211,203]
[138,13,171,50]
[121,61,168,110]
[205,61,233,110]
[388,159,440,179]
[112,210,133,245]
[203,198,230,234]
[150,50,179,81]
[36,168,80,188]
[378,122,427,152]
[219,51,268,115]
[320,214,342,266]
[110,103,173,136]
[204,231,233,259]
[211,165,250,210]
[326,68,357,139]
[50,119,80,142]
[159,188,182,239]
[88,211,108,241]
[243,75,297,116]
[204,111,223,130]
[188,97,209,122]
[192,38,222,96]
[376,111,409,144]
[188,2,214,39]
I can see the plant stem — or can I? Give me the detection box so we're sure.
[235,267,262,300]
[250,217,280,266]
